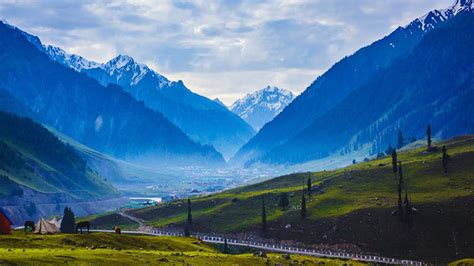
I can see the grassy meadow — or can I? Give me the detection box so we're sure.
[0,231,365,265]
[108,136,474,263]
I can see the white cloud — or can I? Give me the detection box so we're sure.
[0,0,454,103]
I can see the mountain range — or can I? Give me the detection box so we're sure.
[0,21,224,167]
[230,86,295,131]
[232,0,474,166]
[42,48,255,159]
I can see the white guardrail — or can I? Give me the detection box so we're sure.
[90,229,424,265]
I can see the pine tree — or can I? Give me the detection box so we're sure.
[404,189,411,222]
[391,150,398,175]
[60,207,75,233]
[187,199,192,225]
[397,162,404,222]
[427,124,432,150]
[261,196,267,232]
[307,176,312,197]
[397,130,404,149]
[224,238,229,254]
[301,190,307,219]
[184,226,190,237]
[278,192,289,209]
[398,182,403,222]
[442,145,450,174]
[398,161,404,188]
[386,143,394,155]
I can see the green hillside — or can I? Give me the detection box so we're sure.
[0,111,118,200]
[120,135,474,263]
[0,231,364,265]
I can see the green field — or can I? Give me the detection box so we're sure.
[104,136,474,263]
[78,212,139,231]
[0,232,365,265]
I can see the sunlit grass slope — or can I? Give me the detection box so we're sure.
[0,231,365,265]
[131,136,474,231]
[117,135,474,263]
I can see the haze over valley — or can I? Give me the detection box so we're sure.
[0,1,473,264]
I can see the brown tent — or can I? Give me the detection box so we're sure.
[0,209,12,234]
[34,218,60,234]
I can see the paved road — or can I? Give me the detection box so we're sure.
[117,211,152,232]
[91,228,424,265]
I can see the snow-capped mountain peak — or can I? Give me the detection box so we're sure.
[42,44,170,88]
[44,45,101,72]
[103,54,169,87]
[406,0,473,32]
[1,20,102,73]
[104,54,136,70]
[231,86,295,130]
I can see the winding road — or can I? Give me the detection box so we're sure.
[112,211,424,265]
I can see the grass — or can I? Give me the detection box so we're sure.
[130,136,474,231]
[107,135,474,263]
[0,231,365,265]
[449,258,474,266]
[79,212,139,230]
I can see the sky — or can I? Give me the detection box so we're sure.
[0,0,453,105]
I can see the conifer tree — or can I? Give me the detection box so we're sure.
[398,161,404,188]
[224,238,229,254]
[442,145,450,174]
[187,199,192,225]
[307,176,312,197]
[391,150,398,175]
[60,207,75,233]
[397,162,404,222]
[397,130,404,149]
[261,196,267,232]
[301,190,307,218]
[398,183,403,222]
[278,192,289,209]
[184,226,190,237]
[386,143,394,155]
[427,124,432,150]
[404,189,411,222]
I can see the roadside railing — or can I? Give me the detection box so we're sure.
[90,229,424,265]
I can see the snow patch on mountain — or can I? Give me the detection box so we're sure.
[43,45,170,89]
[102,54,169,88]
[406,0,472,32]
[44,45,101,71]
[231,86,295,130]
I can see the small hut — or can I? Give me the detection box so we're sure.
[0,209,13,234]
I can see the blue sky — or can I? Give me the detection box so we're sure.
[0,0,452,104]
